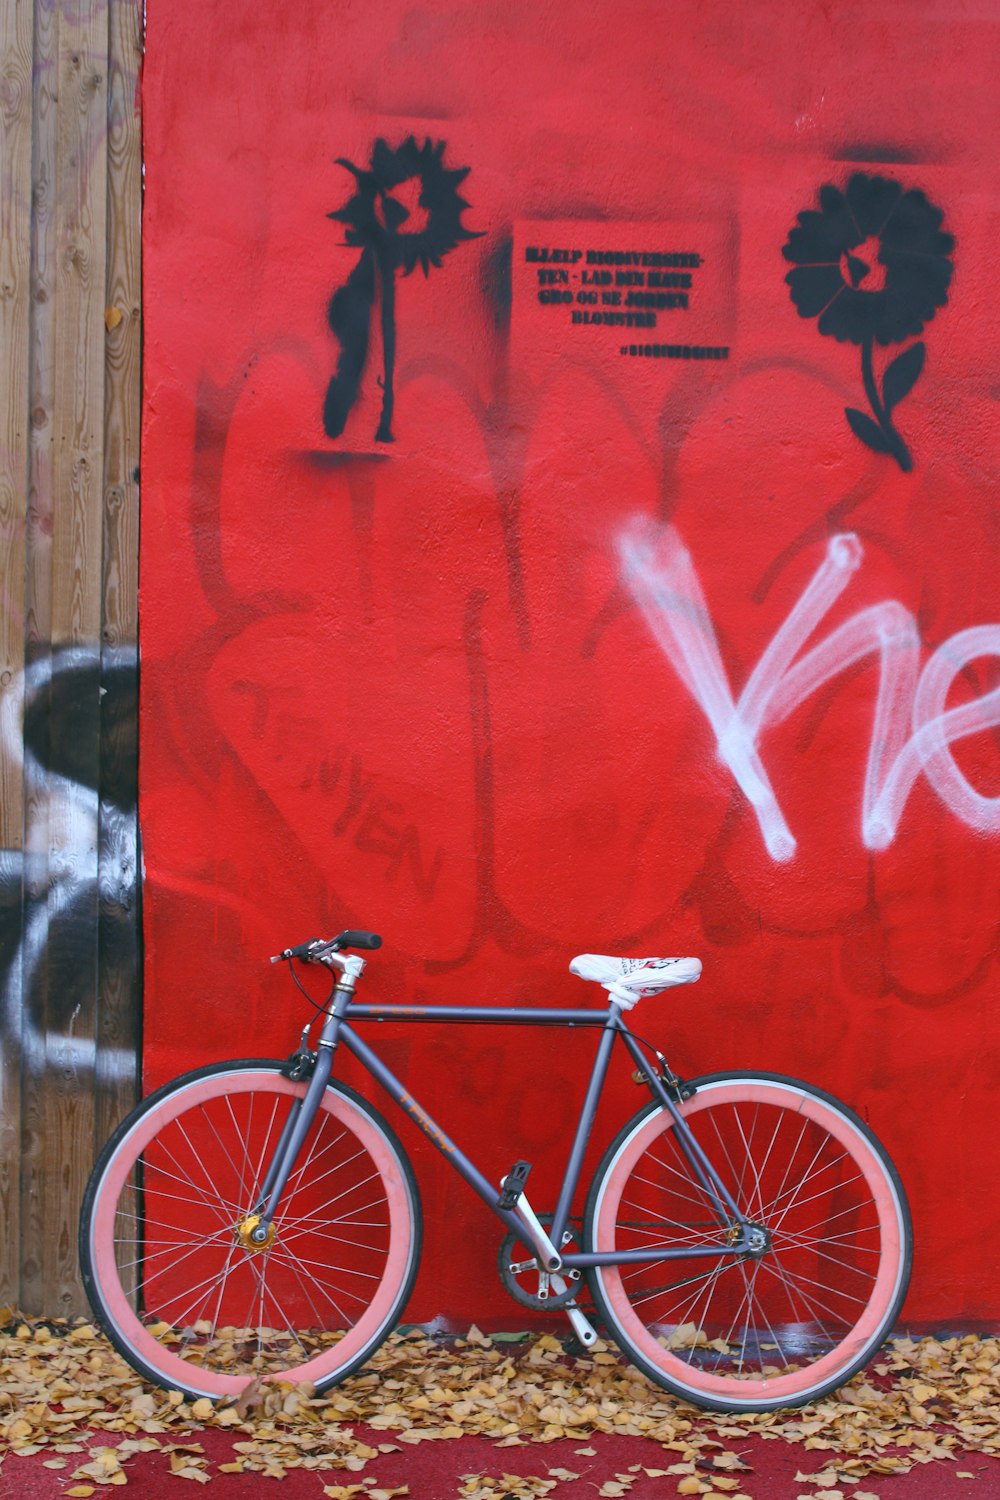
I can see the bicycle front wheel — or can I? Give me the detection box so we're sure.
[80,1061,422,1399]
[584,1072,911,1411]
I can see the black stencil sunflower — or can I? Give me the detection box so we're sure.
[782,172,954,471]
[324,136,482,444]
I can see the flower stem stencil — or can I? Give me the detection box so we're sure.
[324,136,482,444]
[782,172,954,471]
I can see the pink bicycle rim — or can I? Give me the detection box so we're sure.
[594,1079,906,1405]
[90,1070,413,1397]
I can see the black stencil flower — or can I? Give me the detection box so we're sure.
[324,137,482,444]
[783,173,954,471]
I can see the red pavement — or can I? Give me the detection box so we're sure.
[3,1426,998,1500]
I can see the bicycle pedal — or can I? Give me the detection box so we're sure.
[497,1160,532,1210]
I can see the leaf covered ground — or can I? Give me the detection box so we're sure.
[1,1318,998,1496]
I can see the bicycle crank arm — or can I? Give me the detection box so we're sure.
[548,1271,598,1348]
[500,1178,563,1272]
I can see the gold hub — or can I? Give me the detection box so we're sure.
[235,1214,277,1252]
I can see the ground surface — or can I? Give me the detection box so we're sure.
[1,1321,998,1498]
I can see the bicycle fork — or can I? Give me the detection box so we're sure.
[240,957,363,1246]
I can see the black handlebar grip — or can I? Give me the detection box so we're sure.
[336,929,382,950]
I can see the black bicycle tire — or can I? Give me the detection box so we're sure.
[79,1057,423,1397]
[583,1069,912,1412]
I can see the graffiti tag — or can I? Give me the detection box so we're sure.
[620,521,1000,860]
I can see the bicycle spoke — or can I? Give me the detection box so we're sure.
[776,1201,883,1240]
[756,1251,866,1330]
[716,1261,757,1372]
[276,1186,387,1236]
[619,1195,728,1245]
[266,1242,367,1323]
[730,1105,766,1222]
[263,1242,343,1335]
[763,1149,859,1227]
[735,1257,790,1373]
[271,1245,383,1283]
[115,1224,232,1276]
[277,1222,389,1258]
[772,1230,881,1278]
[632,1164,728,1224]
[203,1241,243,1343]
[281,1128,354,1201]
[275,1169,382,1233]
[139,1151,242,1220]
[149,1252,249,1330]
[244,1253,317,1364]
[159,1122,241,1223]
[673,1253,741,1336]
[756,1114,809,1230]
[641,1150,726,1216]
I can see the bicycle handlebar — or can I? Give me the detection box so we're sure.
[269,929,383,964]
[337,929,383,951]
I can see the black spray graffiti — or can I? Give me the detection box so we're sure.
[324,136,482,444]
[0,645,139,1109]
[782,172,954,471]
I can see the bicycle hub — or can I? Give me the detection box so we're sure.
[236,1214,277,1252]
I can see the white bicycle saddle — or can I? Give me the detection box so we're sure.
[569,952,702,1009]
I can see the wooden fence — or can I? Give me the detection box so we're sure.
[0,0,142,1315]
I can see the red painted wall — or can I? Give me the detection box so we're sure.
[141,0,1000,1325]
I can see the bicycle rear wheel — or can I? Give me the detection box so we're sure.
[80,1060,421,1399]
[584,1072,911,1411]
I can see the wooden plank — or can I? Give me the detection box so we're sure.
[0,0,33,849]
[13,0,142,1319]
[51,2,108,649]
[25,0,57,653]
[18,0,60,1318]
[0,850,25,1310]
[34,0,109,1317]
[0,0,33,1311]
[95,0,142,1152]
[101,0,140,649]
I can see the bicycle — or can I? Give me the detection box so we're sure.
[79,930,912,1413]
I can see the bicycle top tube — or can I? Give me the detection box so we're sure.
[346,1001,616,1026]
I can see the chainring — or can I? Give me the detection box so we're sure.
[497,1218,584,1310]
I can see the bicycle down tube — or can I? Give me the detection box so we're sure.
[257,988,758,1270]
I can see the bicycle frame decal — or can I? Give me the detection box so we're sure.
[398,1088,457,1154]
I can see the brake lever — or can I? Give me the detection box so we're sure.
[269,937,323,964]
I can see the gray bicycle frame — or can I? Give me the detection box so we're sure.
[253,965,757,1268]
